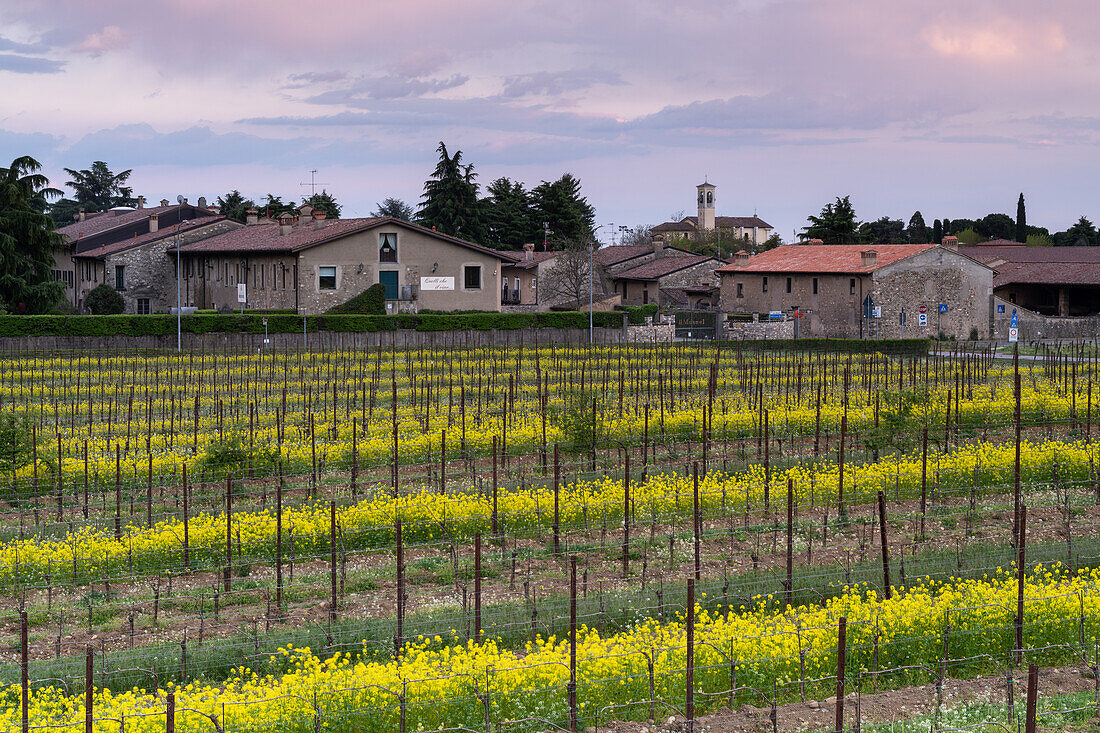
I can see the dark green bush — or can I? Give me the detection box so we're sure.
[621,304,659,325]
[84,284,125,315]
[326,284,387,315]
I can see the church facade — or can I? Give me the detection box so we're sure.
[651,182,773,246]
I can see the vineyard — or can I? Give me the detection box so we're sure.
[0,340,1098,732]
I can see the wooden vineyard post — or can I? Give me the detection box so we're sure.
[474,532,482,642]
[395,515,404,656]
[276,463,283,616]
[85,647,93,733]
[554,444,561,555]
[56,433,62,522]
[21,610,28,733]
[166,691,175,733]
[920,427,928,541]
[114,443,121,539]
[330,501,337,625]
[182,464,190,570]
[1016,504,1027,667]
[1024,663,1038,733]
[686,578,695,733]
[837,414,846,519]
[835,616,847,733]
[224,475,232,593]
[568,556,578,733]
[350,420,358,498]
[878,491,892,599]
[83,440,88,520]
[693,462,701,581]
[786,477,794,608]
[440,430,446,495]
[1014,372,1022,548]
[763,410,770,514]
[623,453,630,578]
[492,437,499,540]
[146,451,153,527]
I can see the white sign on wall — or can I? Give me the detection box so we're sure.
[918,313,927,327]
[1009,327,1018,342]
[237,283,247,303]
[420,276,455,291]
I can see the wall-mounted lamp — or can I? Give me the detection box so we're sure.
[431,262,438,273]
[357,263,364,274]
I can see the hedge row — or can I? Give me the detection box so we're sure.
[0,312,626,337]
[621,304,659,325]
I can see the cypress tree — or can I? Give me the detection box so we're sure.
[1015,193,1027,243]
[932,219,943,244]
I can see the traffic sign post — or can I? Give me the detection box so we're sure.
[1009,327,1018,343]
[937,303,947,336]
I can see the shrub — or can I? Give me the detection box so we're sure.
[84,284,125,315]
[327,284,387,315]
[549,388,611,453]
[0,414,34,472]
[621,304,658,325]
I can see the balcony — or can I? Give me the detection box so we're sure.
[501,289,521,305]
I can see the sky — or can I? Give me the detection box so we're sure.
[1,0,1099,242]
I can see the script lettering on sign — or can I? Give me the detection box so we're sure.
[420,277,455,291]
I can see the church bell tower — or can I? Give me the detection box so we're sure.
[696,181,716,230]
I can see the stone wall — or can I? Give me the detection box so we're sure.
[724,318,794,340]
[0,326,626,353]
[626,321,674,342]
[991,296,1100,340]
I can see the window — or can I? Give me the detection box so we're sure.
[849,278,856,295]
[736,282,744,298]
[379,233,397,262]
[136,298,150,315]
[514,277,520,291]
[762,276,768,293]
[114,265,125,291]
[812,277,818,295]
[318,266,337,290]
[786,277,792,294]
[463,265,482,290]
[642,288,649,304]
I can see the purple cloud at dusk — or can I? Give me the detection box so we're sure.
[1,0,1098,239]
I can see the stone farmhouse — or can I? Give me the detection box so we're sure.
[717,242,994,339]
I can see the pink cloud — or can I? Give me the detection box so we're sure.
[924,18,1067,61]
[72,25,127,57]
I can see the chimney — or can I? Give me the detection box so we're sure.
[734,249,750,265]
[809,238,824,245]
[278,212,294,236]
[137,196,145,209]
[77,208,85,222]
[523,242,535,261]
[149,213,159,233]
[860,250,877,268]
[941,235,959,251]
[299,204,314,220]
[312,209,327,230]
[160,199,170,207]
[197,196,207,208]
[245,208,259,226]
[652,233,666,258]
[182,197,188,206]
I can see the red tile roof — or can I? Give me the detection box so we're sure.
[959,246,1100,264]
[170,216,514,259]
[595,244,655,266]
[73,218,233,260]
[503,250,559,270]
[993,262,1100,287]
[57,205,216,241]
[614,254,718,280]
[716,244,935,274]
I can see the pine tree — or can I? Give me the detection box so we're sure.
[483,177,537,248]
[1015,193,1027,243]
[907,211,929,243]
[303,190,341,219]
[63,161,135,211]
[417,142,486,242]
[371,198,414,221]
[0,156,65,313]
[216,190,255,222]
[802,196,860,244]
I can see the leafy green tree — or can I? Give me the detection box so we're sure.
[417,142,487,242]
[803,196,861,244]
[858,217,906,244]
[84,283,124,314]
[303,190,341,219]
[530,174,595,243]
[1026,233,1053,247]
[1015,193,1027,243]
[482,177,537,249]
[63,161,135,211]
[216,190,256,222]
[46,197,82,227]
[0,156,65,313]
[955,227,985,245]
[755,232,784,253]
[1055,216,1097,247]
[371,197,414,221]
[907,211,929,243]
[976,213,1014,240]
[259,194,296,218]
[932,219,943,244]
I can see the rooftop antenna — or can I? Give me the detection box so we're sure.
[299,169,329,198]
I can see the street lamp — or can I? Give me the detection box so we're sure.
[175,195,184,352]
[590,224,613,346]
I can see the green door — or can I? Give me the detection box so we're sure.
[379,271,399,300]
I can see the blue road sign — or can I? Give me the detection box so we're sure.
[1011,313,1018,328]
[938,304,948,313]
[997,304,1005,313]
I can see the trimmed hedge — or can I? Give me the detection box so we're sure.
[0,311,625,337]
[621,304,659,325]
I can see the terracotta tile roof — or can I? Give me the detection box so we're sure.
[715,215,772,229]
[170,216,514,259]
[716,244,935,274]
[651,221,696,233]
[57,205,216,241]
[993,262,1100,287]
[73,218,233,260]
[595,244,654,266]
[503,251,559,270]
[959,246,1100,264]
[614,254,717,280]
